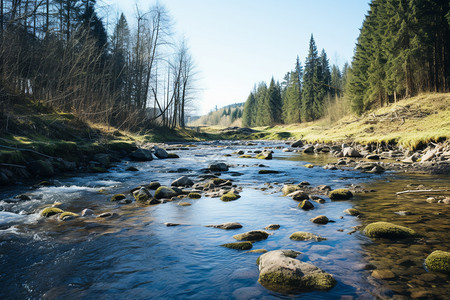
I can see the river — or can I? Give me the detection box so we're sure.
[0,141,449,299]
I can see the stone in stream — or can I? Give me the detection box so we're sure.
[221,192,241,202]
[264,224,280,230]
[221,241,253,250]
[233,230,269,241]
[371,269,396,280]
[425,250,450,273]
[154,186,177,199]
[289,232,326,241]
[364,221,416,239]
[344,208,360,216]
[282,184,302,196]
[298,200,314,210]
[257,250,336,293]
[310,215,329,224]
[209,163,229,172]
[130,148,154,161]
[343,147,362,157]
[40,207,64,218]
[153,146,169,159]
[59,212,79,221]
[291,139,304,147]
[287,190,309,201]
[328,189,353,200]
[111,194,126,202]
[133,187,152,203]
[258,170,280,174]
[310,195,326,204]
[171,176,194,187]
[188,192,201,199]
[147,181,161,190]
[125,166,139,172]
[207,222,243,230]
[81,208,95,217]
[256,152,272,160]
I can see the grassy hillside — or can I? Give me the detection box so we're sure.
[200,93,450,150]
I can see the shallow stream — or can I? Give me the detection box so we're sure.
[0,141,448,299]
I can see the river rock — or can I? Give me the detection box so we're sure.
[366,154,380,160]
[59,212,79,221]
[425,250,450,273]
[81,208,95,217]
[209,163,229,172]
[328,189,353,200]
[257,250,336,293]
[256,152,272,160]
[364,221,416,239]
[206,222,243,230]
[111,194,126,202]
[310,215,329,224]
[371,269,396,280]
[287,190,309,201]
[344,208,360,216]
[171,176,194,187]
[298,200,314,210]
[221,192,241,202]
[420,150,435,163]
[310,195,326,204]
[343,147,362,157]
[221,241,253,250]
[291,139,304,147]
[289,232,326,241]
[233,230,269,241]
[303,145,315,153]
[153,146,169,159]
[133,187,152,203]
[265,224,280,230]
[147,181,161,190]
[154,186,177,199]
[40,207,64,217]
[130,149,154,161]
[282,184,302,196]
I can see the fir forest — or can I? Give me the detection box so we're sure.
[0,0,449,299]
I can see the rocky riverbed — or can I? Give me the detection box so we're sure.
[0,140,448,299]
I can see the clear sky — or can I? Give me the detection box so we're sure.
[104,0,371,115]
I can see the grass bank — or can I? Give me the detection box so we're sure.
[198,93,450,150]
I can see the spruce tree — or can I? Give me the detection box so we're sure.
[302,34,319,122]
[242,92,256,127]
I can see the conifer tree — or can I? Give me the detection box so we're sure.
[264,78,282,125]
[301,34,319,122]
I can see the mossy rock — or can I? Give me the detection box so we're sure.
[211,178,228,185]
[111,194,126,202]
[90,167,108,173]
[108,141,137,153]
[258,170,280,174]
[233,230,269,241]
[133,187,152,203]
[256,152,272,160]
[188,192,201,199]
[247,249,267,253]
[221,241,253,250]
[328,189,353,200]
[282,184,301,196]
[344,208,360,216]
[298,200,314,210]
[167,153,179,158]
[178,202,192,206]
[154,186,177,199]
[364,221,416,239]
[239,154,253,158]
[147,181,161,190]
[59,211,79,221]
[304,164,314,168]
[40,207,64,217]
[425,250,450,273]
[289,231,326,241]
[221,192,241,202]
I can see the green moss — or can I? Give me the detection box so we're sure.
[256,152,272,159]
[364,221,416,239]
[425,250,450,273]
[59,211,79,220]
[239,154,253,158]
[259,271,336,293]
[289,231,326,241]
[188,192,201,199]
[111,194,126,202]
[107,141,136,153]
[221,192,241,202]
[328,189,353,200]
[0,150,25,164]
[221,241,253,250]
[40,207,64,217]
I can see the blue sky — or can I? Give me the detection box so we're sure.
[105,0,371,115]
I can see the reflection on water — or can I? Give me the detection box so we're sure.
[0,141,448,299]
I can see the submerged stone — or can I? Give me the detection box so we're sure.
[154,186,177,199]
[111,194,126,202]
[310,215,329,224]
[344,208,360,216]
[188,192,201,199]
[221,192,241,202]
[264,224,280,230]
[289,231,326,241]
[282,185,302,196]
[59,211,79,221]
[364,221,416,239]
[221,241,253,250]
[206,222,243,230]
[298,200,314,210]
[328,189,353,200]
[257,250,336,293]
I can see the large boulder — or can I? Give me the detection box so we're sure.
[171,176,194,187]
[343,147,362,158]
[364,221,416,239]
[133,187,153,203]
[153,146,169,159]
[425,250,450,273]
[130,149,154,161]
[154,186,177,199]
[257,250,336,293]
[233,230,269,241]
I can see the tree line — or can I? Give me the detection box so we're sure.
[243,0,449,127]
[242,35,348,127]
[190,103,243,127]
[0,0,196,130]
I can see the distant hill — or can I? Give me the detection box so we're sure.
[189,103,244,127]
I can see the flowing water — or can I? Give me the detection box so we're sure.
[0,141,448,299]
